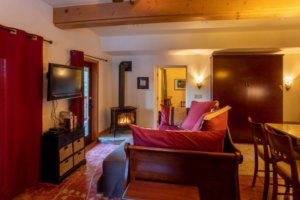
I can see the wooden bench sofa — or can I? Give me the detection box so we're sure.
[124,129,243,200]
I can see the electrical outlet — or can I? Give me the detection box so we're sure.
[194,94,203,99]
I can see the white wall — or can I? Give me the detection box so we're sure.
[102,29,300,53]
[112,55,212,128]
[0,0,113,132]
[104,24,300,126]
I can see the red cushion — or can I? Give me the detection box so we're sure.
[160,104,170,125]
[181,101,216,130]
[201,111,228,131]
[130,124,226,152]
[191,112,209,131]
[157,124,184,131]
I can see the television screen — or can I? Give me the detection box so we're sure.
[47,63,83,101]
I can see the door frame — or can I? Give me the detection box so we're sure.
[153,65,187,127]
[84,57,99,143]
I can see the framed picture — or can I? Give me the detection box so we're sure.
[174,79,186,90]
[137,77,149,89]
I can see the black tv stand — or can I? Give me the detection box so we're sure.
[48,127,64,133]
[41,127,86,183]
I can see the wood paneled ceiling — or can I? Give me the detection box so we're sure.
[42,0,114,7]
[48,0,300,29]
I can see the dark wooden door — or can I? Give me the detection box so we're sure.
[213,55,283,143]
[213,56,249,143]
[245,56,283,123]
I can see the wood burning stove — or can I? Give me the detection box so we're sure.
[110,61,137,137]
[110,106,137,137]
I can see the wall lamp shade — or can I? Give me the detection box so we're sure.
[284,76,293,91]
[196,76,203,89]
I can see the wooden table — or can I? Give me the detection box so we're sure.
[123,180,200,200]
[266,123,300,140]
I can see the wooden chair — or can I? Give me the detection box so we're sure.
[248,116,271,200]
[265,125,300,200]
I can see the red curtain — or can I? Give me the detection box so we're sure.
[70,50,84,126]
[0,26,43,200]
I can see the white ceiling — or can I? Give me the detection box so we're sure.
[91,17,300,37]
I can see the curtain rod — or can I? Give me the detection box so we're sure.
[0,26,53,44]
[85,54,108,62]
[43,39,53,44]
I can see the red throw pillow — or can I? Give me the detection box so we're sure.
[181,101,216,130]
[130,124,226,152]
[160,104,170,125]
[201,110,228,131]
[191,112,209,131]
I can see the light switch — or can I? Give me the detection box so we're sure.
[194,94,202,99]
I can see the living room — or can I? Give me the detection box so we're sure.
[1,0,300,199]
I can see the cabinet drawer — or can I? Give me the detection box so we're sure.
[59,143,73,161]
[73,137,84,152]
[74,149,85,166]
[59,157,73,177]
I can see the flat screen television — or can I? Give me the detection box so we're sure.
[47,63,83,101]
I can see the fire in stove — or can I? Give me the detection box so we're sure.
[118,113,134,125]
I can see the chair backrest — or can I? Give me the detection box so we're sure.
[248,116,267,145]
[265,125,300,199]
[265,125,295,164]
[264,125,300,184]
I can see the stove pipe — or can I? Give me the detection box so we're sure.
[119,61,132,107]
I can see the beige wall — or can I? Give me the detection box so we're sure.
[111,54,300,128]
[102,29,300,53]
[283,54,300,122]
[104,24,300,126]
[165,68,186,107]
[0,0,113,132]
[111,55,211,128]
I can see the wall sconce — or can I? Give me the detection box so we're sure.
[284,76,293,91]
[196,76,203,89]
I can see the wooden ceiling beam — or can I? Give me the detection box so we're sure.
[53,0,300,29]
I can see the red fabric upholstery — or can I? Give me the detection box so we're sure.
[130,125,226,152]
[181,101,216,130]
[0,26,43,200]
[159,104,170,125]
[157,124,184,131]
[70,50,84,126]
[201,111,228,132]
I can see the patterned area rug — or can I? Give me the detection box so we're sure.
[14,143,118,200]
